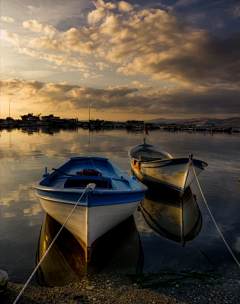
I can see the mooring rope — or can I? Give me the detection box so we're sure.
[13,183,96,304]
[90,158,103,175]
[192,163,240,268]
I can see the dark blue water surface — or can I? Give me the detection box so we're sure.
[0,128,239,285]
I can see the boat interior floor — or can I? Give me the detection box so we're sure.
[132,149,168,162]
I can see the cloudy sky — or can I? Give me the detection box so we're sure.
[1,0,240,121]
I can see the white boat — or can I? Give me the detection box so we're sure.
[129,142,207,196]
[34,157,147,262]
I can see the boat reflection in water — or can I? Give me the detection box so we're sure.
[140,187,202,245]
[36,213,143,286]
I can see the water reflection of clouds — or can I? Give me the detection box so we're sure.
[1,145,44,161]
[24,204,43,217]
[1,182,42,219]
[45,149,59,158]
[1,183,36,206]
[3,212,16,218]
[1,130,90,161]
[1,129,145,164]
[70,143,78,153]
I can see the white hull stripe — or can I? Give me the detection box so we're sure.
[36,193,142,207]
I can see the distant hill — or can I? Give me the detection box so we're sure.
[146,117,240,126]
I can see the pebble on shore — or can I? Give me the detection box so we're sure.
[0,269,9,293]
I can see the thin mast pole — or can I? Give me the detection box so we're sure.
[144,122,146,145]
[89,101,90,121]
[9,100,11,117]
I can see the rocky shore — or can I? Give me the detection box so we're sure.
[2,269,240,304]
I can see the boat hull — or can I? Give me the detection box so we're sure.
[38,194,141,261]
[129,145,207,196]
[131,160,203,195]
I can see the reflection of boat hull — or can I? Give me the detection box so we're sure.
[36,213,87,286]
[140,187,202,244]
[39,197,140,261]
[34,157,147,262]
[129,144,207,196]
[36,213,143,286]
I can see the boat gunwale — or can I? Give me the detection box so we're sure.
[128,144,207,170]
[140,158,207,170]
[35,193,144,206]
[33,181,147,194]
[128,144,172,161]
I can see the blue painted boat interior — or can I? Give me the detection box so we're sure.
[39,157,141,191]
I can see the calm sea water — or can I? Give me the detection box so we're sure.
[0,128,239,285]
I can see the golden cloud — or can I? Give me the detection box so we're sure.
[88,0,116,24]
[118,1,133,12]
[96,61,109,70]
[22,20,56,37]
[11,1,237,90]
[1,16,15,23]
[1,30,19,45]
[33,3,240,87]
[1,76,239,116]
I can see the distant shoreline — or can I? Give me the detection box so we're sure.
[1,114,240,132]
[1,124,239,133]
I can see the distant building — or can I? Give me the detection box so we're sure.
[126,120,144,130]
[21,113,41,121]
[126,120,144,125]
[41,114,60,124]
